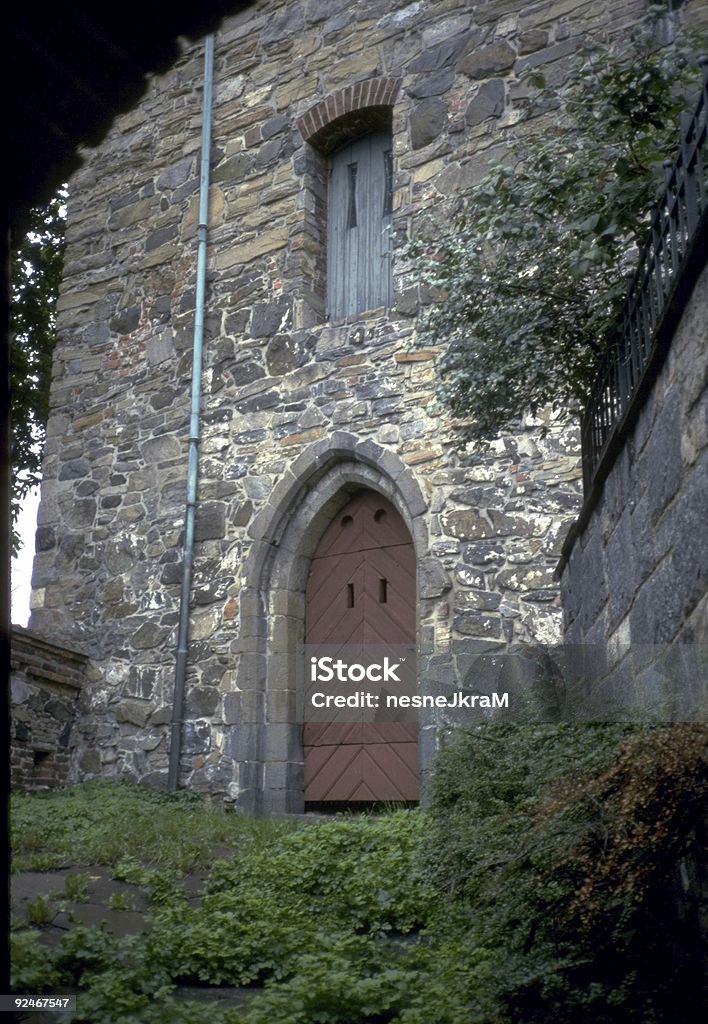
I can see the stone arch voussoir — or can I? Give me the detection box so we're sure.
[245,433,427,589]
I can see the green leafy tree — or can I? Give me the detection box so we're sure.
[10,189,66,551]
[411,12,701,440]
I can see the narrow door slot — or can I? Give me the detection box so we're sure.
[347,583,355,608]
[347,163,358,228]
[379,578,388,604]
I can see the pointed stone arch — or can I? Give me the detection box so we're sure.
[232,433,431,812]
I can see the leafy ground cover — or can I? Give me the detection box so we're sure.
[11,723,706,1024]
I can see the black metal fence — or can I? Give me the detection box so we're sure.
[581,57,708,495]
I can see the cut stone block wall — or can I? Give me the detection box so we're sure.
[559,260,708,720]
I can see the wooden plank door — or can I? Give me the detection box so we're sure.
[304,491,418,803]
[327,131,393,320]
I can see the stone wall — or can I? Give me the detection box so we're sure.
[559,259,708,720]
[10,627,88,791]
[29,0,706,808]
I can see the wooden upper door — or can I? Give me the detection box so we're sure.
[327,131,393,320]
[304,491,418,803]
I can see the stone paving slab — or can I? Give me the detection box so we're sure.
[173,984,260,1008]
[11,867,152,948]
[10,861,262,1018]
[9,825,334,1016]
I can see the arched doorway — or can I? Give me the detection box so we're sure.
[303,490,419,804]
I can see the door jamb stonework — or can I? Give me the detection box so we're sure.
[233,433,430,813]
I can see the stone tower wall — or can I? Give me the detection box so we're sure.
[29,0,704,808]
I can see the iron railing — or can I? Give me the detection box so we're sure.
[581,57,708,495]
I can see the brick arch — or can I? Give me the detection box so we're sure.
[296,77,401,153]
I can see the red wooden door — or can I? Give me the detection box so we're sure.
[304,491,419,803]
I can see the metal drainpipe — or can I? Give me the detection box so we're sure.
[168,33,215,791]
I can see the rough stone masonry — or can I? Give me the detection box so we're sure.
[27,0,707,810]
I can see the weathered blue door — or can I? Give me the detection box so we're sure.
[327,132,393,319]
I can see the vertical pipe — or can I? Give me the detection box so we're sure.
[168,33,215,791]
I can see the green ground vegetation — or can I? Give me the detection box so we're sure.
[11,779,284,874]
[11,722,706,1024]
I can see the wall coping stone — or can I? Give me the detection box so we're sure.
[10,625,89,692]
